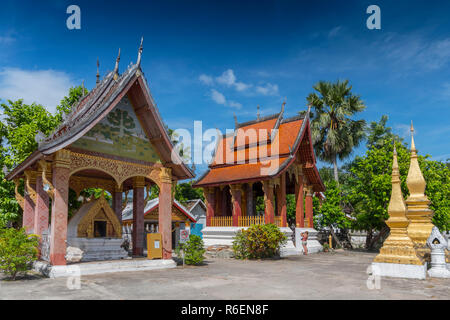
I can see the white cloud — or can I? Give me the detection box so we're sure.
[199,74,213,85]
[394,123,416,139]
[235,81,251,91]
[228,101,242,109]
[216,69,236,86]
[0,68,75,113]
[328,26,342,38]
[210,89,241,109]
[255,83,279,96]
[0,35,15,44]
[210,89,227,105]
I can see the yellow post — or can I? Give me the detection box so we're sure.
[147,233,163,260]
[328,234,332,249]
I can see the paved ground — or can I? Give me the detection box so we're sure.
[0,251,448,300]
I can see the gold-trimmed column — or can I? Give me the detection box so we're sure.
[263,180,275,224]
[49,149,71,266]
[374,144,423,265]
[405,122,434,260]
[159,167,173,259]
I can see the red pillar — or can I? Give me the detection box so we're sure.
[49,150,71,266]
[230,185,242,226]
[204,187,215,226]
[305,187,314,228]
[34,171,49,238]
[132,177,145,256]
[159,168,173,259]
[295,174,304,228]
[113,185,123,224]
[23,171,36,233]
[263,180,275,224]
[278,173,287,227]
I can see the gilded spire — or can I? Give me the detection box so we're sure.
[372,140,423,265]
[406,120,426,200]
[96,58,100,85]
[405,121,434,257]
[113,48,121,80]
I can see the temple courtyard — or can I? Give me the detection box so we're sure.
[1,251,448,300]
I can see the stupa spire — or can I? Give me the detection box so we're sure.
[406,120,426,200]
[405,121,434,258]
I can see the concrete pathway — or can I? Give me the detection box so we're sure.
[0,251,448,300]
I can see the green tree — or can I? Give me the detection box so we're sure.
[315,180,352,247]
[307,80,366,184]
[0,86,86,224]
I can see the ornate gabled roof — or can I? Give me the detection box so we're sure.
[6,44,194,181]
[122,198,196,222]
[193,106,325,192]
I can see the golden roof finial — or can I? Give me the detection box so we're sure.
[113,48,121,80]
[406,121,426,200]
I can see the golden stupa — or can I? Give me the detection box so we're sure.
[405,121,434,260]
[373,143,423,265]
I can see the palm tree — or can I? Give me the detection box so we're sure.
[307,80,366,184]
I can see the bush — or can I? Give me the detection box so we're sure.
[0,223,39,280]
[175,234,205,265]
[232,224,287,259]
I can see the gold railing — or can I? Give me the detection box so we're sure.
[274,216,282,227]
[211,216,233,227]
[238,216,265,227]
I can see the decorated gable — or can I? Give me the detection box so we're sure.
[71,95,161,163]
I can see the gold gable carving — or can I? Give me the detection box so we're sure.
[77,194,122,238]
[69,152,163,187]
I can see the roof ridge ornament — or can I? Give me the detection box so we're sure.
[257,105,260,121]
[113,48,121,81]
[96,58,100,85]
[136,37,144,68]
[234,113,238,128]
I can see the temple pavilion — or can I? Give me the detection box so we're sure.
[6,41,194,266]
[193,104,325,253]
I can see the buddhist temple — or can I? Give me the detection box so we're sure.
[193,104,325,254]
[6,40,194,266]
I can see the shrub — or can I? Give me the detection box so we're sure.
[232,224,287,259]
[0,223,39,280]
[175,234,205,265]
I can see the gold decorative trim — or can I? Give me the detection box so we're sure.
[38,160,54,200]
[13,178,24,210]
[69,175,116,197]
[24,170,37,204]
[69,152,162,187]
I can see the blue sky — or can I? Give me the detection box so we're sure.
[0,0,449,177]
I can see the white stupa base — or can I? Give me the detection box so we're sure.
[201,226,299,256]
[295,228,323,254]
[371,262,427,280]
[34,258,176,278]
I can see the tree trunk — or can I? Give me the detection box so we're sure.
[365,229,373,250]
[330,227,342,248]
[368,225,389,250]
[333,154,339,185]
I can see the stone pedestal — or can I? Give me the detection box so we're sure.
[295,228,323,254]
[371,262,427,280]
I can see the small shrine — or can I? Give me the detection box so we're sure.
[66,193,127,262]
[193,104,325,254]
[6,40,194,266]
